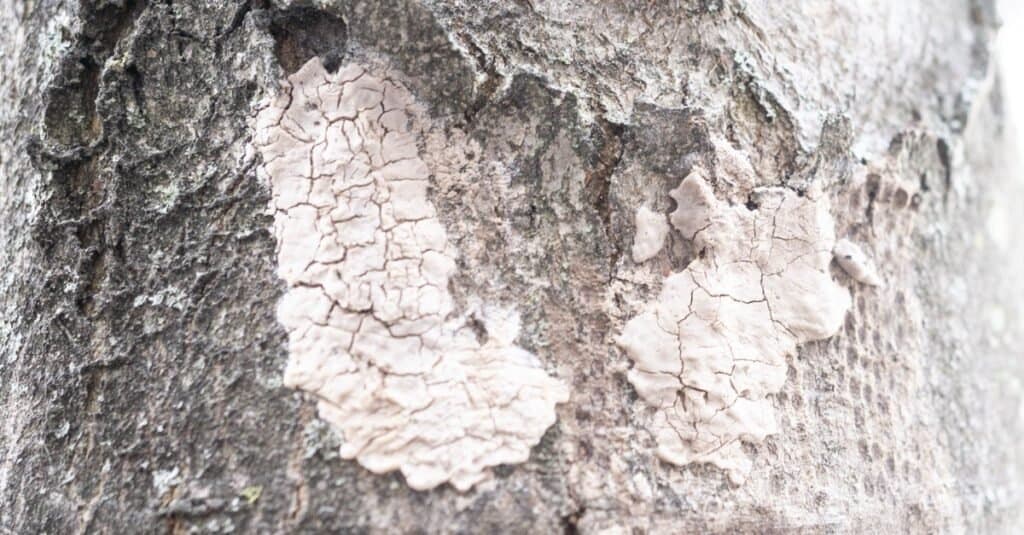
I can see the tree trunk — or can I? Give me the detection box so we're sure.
[2,0,1021,533]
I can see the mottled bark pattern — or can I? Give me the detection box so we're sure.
[2,0,1021,533]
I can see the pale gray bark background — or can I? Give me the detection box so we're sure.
[1,0,1022,533]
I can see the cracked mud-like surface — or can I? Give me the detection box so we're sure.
[619,166,850,484]
[254,59,568,491]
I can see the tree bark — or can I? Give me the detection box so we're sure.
[1,0,1021,533]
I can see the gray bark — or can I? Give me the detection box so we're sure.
[1,0,1021,533]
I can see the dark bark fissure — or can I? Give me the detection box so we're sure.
[584,116,626,270]
[267,6,347,74]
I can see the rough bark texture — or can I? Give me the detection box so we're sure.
[1,0,1021,533]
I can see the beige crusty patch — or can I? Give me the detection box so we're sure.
[618,166,851,484]
[631,205,670,263]
[253,58,568,491]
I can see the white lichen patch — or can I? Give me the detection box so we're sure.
[253,58,568,491]
[631,206,669,263]
[833,238,883,287]
[618,167,851,484]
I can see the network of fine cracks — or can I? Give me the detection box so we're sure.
[253,58,568,492]
[620,164,851,484]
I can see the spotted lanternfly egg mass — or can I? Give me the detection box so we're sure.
[253,58,568,491]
